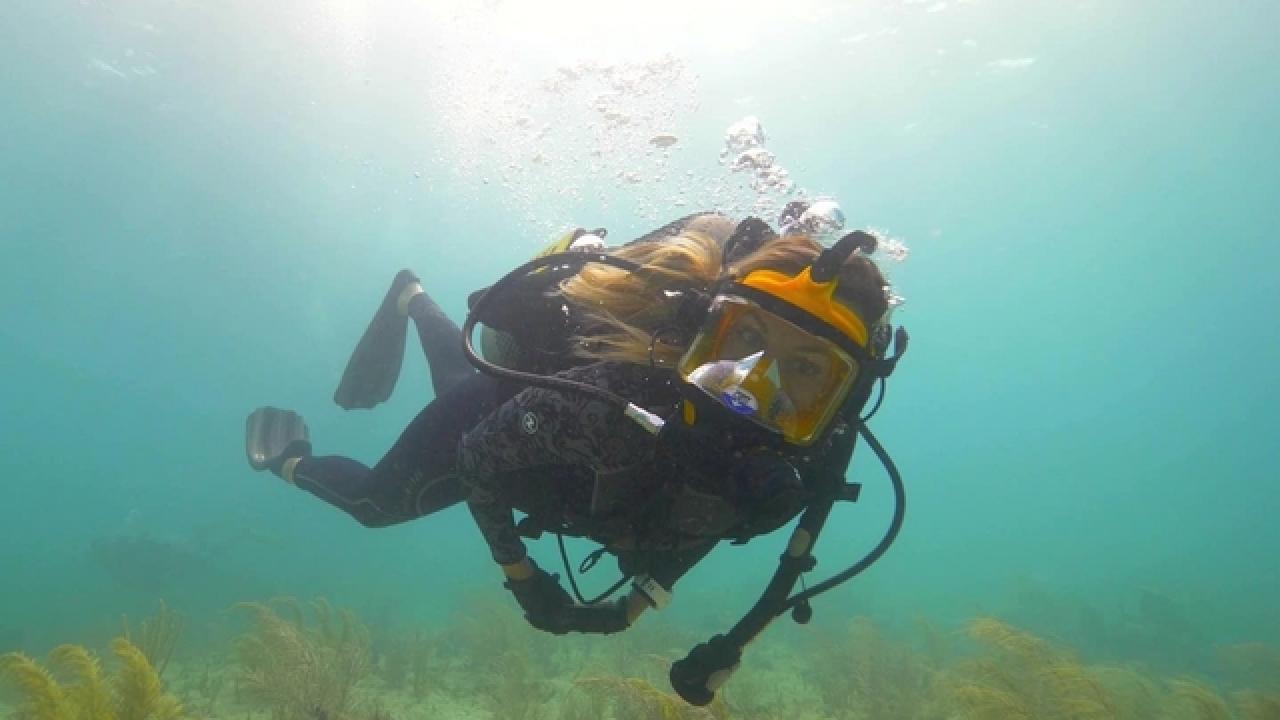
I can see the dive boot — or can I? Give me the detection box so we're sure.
[333,269,424,410]
[245,406,312,473]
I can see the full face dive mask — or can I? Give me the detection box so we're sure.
[676,231,878,448]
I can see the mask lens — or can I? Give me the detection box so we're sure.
[679,296,858,445]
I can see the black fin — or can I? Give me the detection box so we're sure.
[333,270,417,410]
[245,406,310,471]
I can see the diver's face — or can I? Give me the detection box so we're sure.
[718,308,841,411]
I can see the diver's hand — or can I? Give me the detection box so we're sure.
[503,559,575,634]
[502,559,631,635]
[522,602,630,635]
[556,601,630,635]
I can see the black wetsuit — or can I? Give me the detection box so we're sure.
[290,213,800,587]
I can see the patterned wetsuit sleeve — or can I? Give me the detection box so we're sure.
[457,362,672,565]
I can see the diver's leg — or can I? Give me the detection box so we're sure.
[279,372,511,526]
[406,290,476,397]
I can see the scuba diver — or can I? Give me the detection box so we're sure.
[244,204,908,705]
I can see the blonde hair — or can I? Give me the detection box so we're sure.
[560,231,889,366]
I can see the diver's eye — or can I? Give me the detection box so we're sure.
[731,325,765,350]
[783,356,824,379]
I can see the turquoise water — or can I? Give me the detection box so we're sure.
[2,0,1278,713]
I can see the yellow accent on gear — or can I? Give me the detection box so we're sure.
[739,267,869,347]
[681,399,698,426]
[537,230,579,258]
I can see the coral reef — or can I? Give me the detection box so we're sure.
[5,593,1278,720]
[375,627,435,697]
[949,616,1117,719]
[436,595,561,719]
[1218,643,1280,693]
[805,616,948,719]
[1235,692,1280,720]
[232,598,371,720]
[175,654,232,719]
[1170,677,1233,720]
[575,675,730,720]
[122,601,184,679]
[0,637,182,720]
[999,577,1230,678]
[947,617,1280,720]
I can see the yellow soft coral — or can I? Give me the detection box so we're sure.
[951,618,1121,720]
[0,652,73,720]
[1170,678,1232,720]
[112,639,182,720]
[575,675,729,720]
[0,639,181,720]
[49,644,115,720]
[232,598,371,720]
[1236,691,1280,720]
[951,683,1034,720]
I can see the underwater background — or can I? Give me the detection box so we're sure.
[2,0,1278,718]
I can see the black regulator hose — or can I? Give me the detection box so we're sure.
[671,422,906,706]
[785,424,905,606]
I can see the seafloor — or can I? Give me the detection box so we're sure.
[2,589,1277,720]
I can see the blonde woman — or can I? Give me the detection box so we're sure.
[245,208,894,638]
